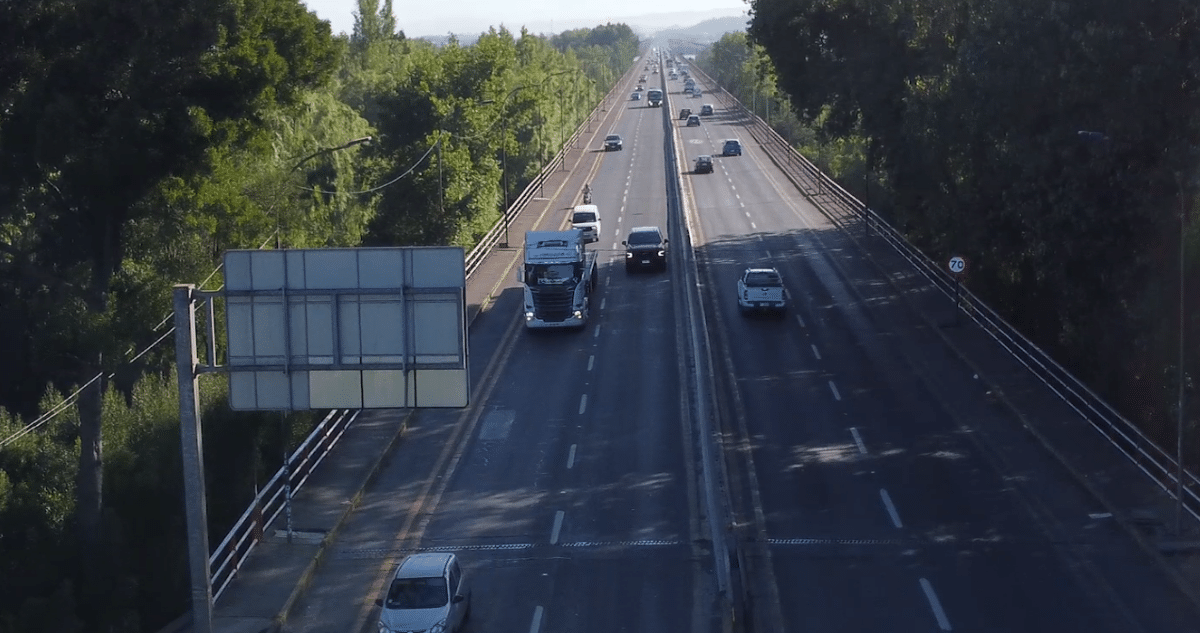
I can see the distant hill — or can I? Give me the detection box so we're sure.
[649,15,750,43]
[409,8,748,45]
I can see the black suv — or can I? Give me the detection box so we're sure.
[623,226,669,273]
[694,155,713,174]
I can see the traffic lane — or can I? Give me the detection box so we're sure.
[417,318,606,547]
[730,219,1133,625]
[738,200,1200,630]
[799,218,1200,630]
[915,541,1144,633]
[570,265,689,545]
[769,545,951,633]
[538,546,701,633]
[458,545,701,633]
[696,236,904,543]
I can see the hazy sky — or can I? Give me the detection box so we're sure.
[302,0,749,38]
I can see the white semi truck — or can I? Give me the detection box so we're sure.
[520,230,598,329]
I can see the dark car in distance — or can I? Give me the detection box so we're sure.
[623,226,669,273]
[694,155,713,174]
[722,139,742,156]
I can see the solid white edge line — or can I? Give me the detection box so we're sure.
[849,427,867,455]
[810,344,821,360]
[880,488,903,528]
[828,381,841,401]
[919,578,952,631]
[550,511,565,545]
[567,444,577,469]
[529,605,545,633]
[578,394,588,415]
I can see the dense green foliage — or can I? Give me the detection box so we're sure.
[0,0,636,628]
[740,0,1200,452]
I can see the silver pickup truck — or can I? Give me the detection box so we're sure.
[737,267,787,315]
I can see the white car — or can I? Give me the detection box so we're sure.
[571,204,601,243]
[377,552,471,633]
[737,267,787,315]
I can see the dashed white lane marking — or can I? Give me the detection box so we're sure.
[587,355,594,371]
[750,222,758,230]
[745,211,751,218]
[796,315,806,328]
[578,394,588,415]
[828,381,841,401]
[550,511,565,545]
[593,324,601,338]
[600,298,606,310]
[567,444,577,469]
[849,427,867,455]
[529,605,545,633]
[810,344,821,360]
[880,489,903,528]
[919,578,952,630]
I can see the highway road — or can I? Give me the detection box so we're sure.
[284,55,718,633]
[279,50,1200,633]
[675,66,1200,632]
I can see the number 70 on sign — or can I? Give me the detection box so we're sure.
[948,256,967,276]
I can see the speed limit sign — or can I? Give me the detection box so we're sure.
[948,256,967,275]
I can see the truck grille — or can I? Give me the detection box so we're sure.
[531,286,574,321]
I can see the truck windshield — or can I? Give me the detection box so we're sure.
[529,263,577,284]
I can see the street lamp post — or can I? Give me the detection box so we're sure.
[494,71,574,247]
[279,136,372,248]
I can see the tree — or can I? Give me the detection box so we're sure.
[0,0,337,624]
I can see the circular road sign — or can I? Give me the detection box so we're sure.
[948,256,967,275]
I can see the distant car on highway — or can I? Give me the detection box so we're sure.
[686,114,701,127]
[679,107,692,119]
[376,552,471,633]
[694,155,713,174]
[604,134,623,151]
[722,139,742,156]
[701,104,714,116]
[631,92,641,100]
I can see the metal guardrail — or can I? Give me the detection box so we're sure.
[696,66,1200,524]
[208,408,359,600]
[207,93,613,604]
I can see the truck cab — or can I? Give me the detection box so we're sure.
[520,230,598,329]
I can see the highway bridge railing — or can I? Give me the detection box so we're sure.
[694,66,1200,526]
